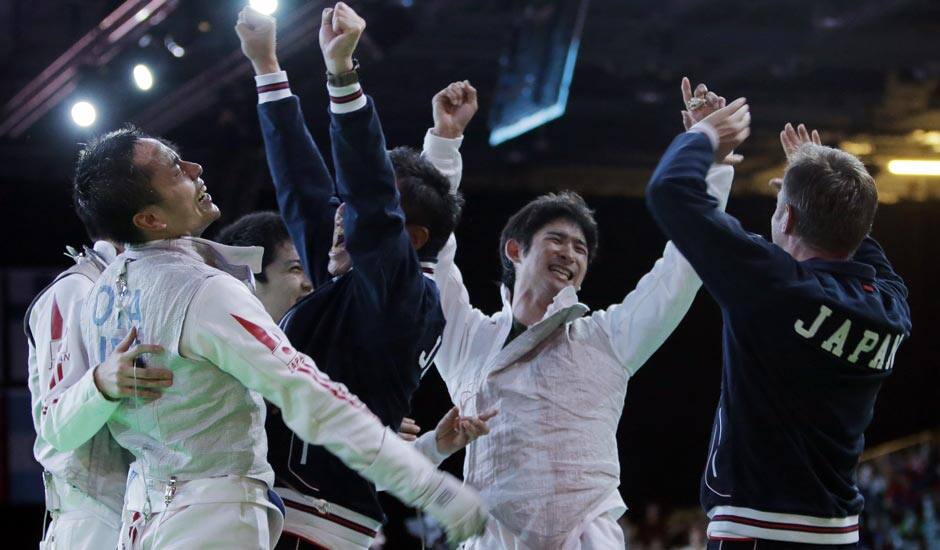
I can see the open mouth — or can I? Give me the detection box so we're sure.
[549,265,574,281]
[197,186,212,205]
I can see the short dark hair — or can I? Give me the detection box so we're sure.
[389,147,464,258]
[782,144,878,256]
[72,125,162,244]
[499,191,599,290]
[216,211,291,283]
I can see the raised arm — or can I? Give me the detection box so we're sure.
[237,7,338,285]
[180,274,486,543]
[647,96,798,310]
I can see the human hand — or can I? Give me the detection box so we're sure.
[398,416,420,441]
[235,7,280,75]
[696,97,751,165]
[432,81,479,139]
[434,406,498,455]
[682,77,743,165]
[319,2,365,75]
[92,327,170,400]
[780,122,821,161]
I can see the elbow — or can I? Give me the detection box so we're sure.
[645,178,673,216]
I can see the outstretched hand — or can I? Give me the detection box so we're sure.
[780,122,821,161]
[432,81,479,139]
[319,2,365,75]
[235,7,280,75]
[769,122,822,190]
[434,406,498,455]
[697,97,751,165]
[682,77,743,165]
[92,326,170,401]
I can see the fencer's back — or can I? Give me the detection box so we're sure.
[81,244,272,485]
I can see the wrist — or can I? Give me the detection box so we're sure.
[431,126,463,140]
[92,365,118,401]
[325,58,355,75]
[251,58,281,76]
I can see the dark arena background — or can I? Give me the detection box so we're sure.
[1,0,938,548]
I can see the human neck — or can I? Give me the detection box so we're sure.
[510,283,555,327]
[786,239,849,262]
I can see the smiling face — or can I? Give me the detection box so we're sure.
[255,241,313,322]
[509,218,589,300]
[132,138,220,239]
[327,202,352,276]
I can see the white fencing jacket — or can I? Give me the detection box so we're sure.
[27,242,128,522]
[430,165,734,548]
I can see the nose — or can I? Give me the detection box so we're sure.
[182,160,203,179]
[300,276,314,294]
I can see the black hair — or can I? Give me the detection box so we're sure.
[72,124,161,244]
[499,191,599,290]
[389,146,464,257]
[216,211,292,283]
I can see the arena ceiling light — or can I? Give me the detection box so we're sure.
[249,0,279,15]
[886,159,940,176]
[133,64,154,90]
[70,101,97,127]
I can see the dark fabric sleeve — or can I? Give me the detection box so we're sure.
[328,97,424,310]
[852,236,910,303]
[646,131,797,307]
[258,96,338,286]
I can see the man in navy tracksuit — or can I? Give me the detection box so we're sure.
[236,5,480,548]
[646,96,911,548]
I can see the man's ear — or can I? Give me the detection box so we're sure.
[132,205,167,235]
[782,203,796,235]
[406,224,430,251]
[504,238,523,264]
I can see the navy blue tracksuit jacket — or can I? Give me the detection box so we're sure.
[646,132,912,544]
[258,95,444,524]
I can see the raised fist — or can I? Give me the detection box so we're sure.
[432,81,479,139]
[319,2,365,75]
[235,7,280,75]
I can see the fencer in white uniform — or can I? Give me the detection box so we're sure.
[26,241,128,549]
[45,127,487,547]
[416,112,737,546]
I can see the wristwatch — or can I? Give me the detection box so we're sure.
[327,59,360,87]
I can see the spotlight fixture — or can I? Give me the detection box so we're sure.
[887,159,940,176]
[133,64,154,91]
[249,0,278,15]
[70,101,97,127]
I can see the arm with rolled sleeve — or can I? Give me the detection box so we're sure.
[590,161,735,376]
[34,278,119,452]
[646,130,797,309]
[257,71,338,286]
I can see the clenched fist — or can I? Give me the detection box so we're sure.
[319,2,365,75]
[432,81,479,139]
[235,7,280,76]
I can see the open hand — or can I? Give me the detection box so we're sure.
[432,81,478,139]
[319,2,365,75]
[93,326,170,400]
[682,77,743,165]
[235,7,280,75]
[780,122,821,161]
[434,406,498,455]
[697,97,751,165]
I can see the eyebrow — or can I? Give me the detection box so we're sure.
[546,230,587,247]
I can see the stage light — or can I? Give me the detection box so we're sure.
[164,36,186,58]
[840,141,873,156]
[133,64,154,90]
[887,159,940,176]
[70,101,97,127]
[249,0,278,15]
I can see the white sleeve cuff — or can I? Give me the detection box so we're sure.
[688,121,719,151]
[327,82,367,114]
[413,431,450,467]
[423,129,464,158]
[255,71,292,104]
